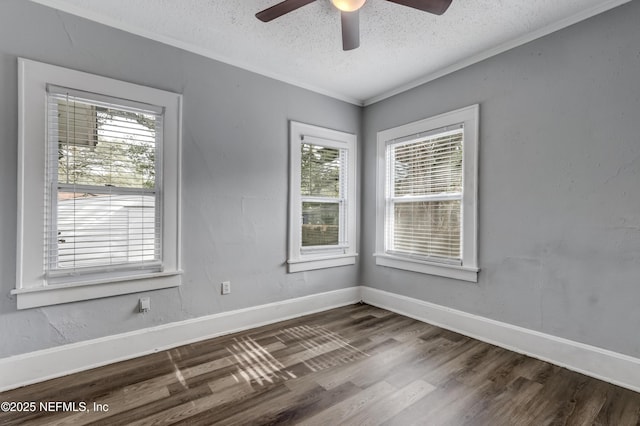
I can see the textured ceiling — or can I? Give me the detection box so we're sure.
[31,0,630,105]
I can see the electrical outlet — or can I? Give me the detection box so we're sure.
[221,281,231,295]
[139,297,150,313]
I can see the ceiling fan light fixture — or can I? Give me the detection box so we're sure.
[256,0,452,51]
[331,0,366,12]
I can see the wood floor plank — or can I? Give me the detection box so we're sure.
[341,379,436,425]
[1,303,639,425]
[313,338,416,389]
[210,379,327,425]
[380,375,472,426]
[298,380,396,426]
[269,381,361,425]
[27,370,176,426]
[90,383,215,426]
[594,386,640,425]
[564,379,612,426]
[528,368,590,425]
[460,376,544,426]
[172,382,292,425]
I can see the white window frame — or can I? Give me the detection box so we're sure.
[288,121,357,272]
[375,105,479,282]
[14,58,182,309]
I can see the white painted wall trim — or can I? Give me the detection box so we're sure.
[0,287,360,392]
[361,287,640,393]
[3,285,639,394]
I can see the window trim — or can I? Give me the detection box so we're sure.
[14,58,182,309]
[288,121,357,272]
[375,105,479,282]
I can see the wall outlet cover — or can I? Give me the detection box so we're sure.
[139,297,151,313]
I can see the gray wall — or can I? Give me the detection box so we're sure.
[0,0,360,357]
[362,1,640,358]
[1,0,638,362]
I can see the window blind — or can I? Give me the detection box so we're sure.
[45,86,163,277]
[386,126,463,262]
[300,141,346,248]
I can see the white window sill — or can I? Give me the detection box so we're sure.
[288,254,358,273]
[375,253,478,282]
[11,271,182,309]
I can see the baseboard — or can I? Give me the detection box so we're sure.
[0,286,361,392]
[361,287,640,393]
[3,285,639,394]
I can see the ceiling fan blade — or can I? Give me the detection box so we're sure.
[341,10,360,51]
[256,0,316,22]
[385,0,452,15]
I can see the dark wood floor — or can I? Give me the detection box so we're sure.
[1,304,639,425]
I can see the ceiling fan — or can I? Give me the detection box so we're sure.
[256,0,453,51]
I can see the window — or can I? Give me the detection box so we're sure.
[14,59,182,309]
[375,105,479,282]
[288,121,357,272]
[47,87,161,277]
